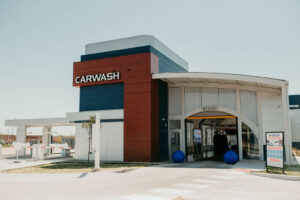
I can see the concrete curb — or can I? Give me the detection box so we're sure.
[251,172,300,181]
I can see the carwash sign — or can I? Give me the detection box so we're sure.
[266,132,284,170]
[75,72,120,84]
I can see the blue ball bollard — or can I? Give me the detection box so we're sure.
[172,150,185,163]
[223,150,239,164]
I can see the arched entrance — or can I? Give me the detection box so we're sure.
[183,110,258,161]
[242,122,259,160]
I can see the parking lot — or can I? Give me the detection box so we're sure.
[0,161,299,200]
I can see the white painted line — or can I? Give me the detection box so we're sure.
[173,183,209,189]
[222,171,245,175]
[209,175,235,180]
[151,187,193,195]
[121,194,172,200]
[193,179,222,184]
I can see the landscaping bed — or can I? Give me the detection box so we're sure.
[3,161,153,173]
[254,165,300,176]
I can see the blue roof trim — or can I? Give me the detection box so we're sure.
[150,47,187,72]
[80,45,187,72]
[81,46,151,61]
[80,83,124,112]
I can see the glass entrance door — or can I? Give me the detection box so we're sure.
[185,120,207,161]
[186,121,194,161]
[202,125,214,159]
[170,131,180,154]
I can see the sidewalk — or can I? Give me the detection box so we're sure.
[232,160,266,171]
[156,160,266,172]
[0,157,73,172]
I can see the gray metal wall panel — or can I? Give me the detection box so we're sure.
[240,90,258,125]
[159,80,169,161]
[80,83,124,111]
[219,88,236,111]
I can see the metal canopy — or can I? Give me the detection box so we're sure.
[152,72,286,89]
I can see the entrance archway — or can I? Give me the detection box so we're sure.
[242,122,259,160]
[183,110,259,162]
[184,107,259,140]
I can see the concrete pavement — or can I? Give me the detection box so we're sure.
[0,161,299,200]
[0,157,73,172]
[0,146,74,172]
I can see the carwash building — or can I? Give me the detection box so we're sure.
[6,35,297,164]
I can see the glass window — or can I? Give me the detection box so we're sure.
[170,131,180,154]
[170,120,181,129]
[242,122,259,160]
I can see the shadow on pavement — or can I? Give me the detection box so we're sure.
[154,160,266,171]
[155,161,233,169]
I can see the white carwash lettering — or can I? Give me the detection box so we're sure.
[91,74,101,82]
[75,72,120,84]
[113,71,120,79]
[86,75,92,82]
[80,76,86,83]
[75,76,81,84]
[101,73,107,81]
[106,72,113,80]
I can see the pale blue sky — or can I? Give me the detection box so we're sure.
[0,0,300,133]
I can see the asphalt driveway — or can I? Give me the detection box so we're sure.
[0,161,299,200]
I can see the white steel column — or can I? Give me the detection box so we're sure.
[74,124,89,160]
[256,89,264,160]
[281,83,292,164]
[236,88,243,160]
[180,86,186,154]
[42,126,51,156]
[93,113,101,169]
[16,125,26,143]
[16,125,27,156]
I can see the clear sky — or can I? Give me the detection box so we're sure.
[0,0,300,133]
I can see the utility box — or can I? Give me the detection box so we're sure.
[62,149,70,157]
[32,144,38,160]
[32,144,44,160]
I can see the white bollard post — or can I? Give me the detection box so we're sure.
[13,142,22,161]
[94,113,101,169]
[16,150,19,161]
[37,145,44,160]
[0,144,2,156]
[32,144,38,160]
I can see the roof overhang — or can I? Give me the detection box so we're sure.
[5,118,71,127]
[5,110,124,128]
[152,72,287,90]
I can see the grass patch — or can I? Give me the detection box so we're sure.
[1,144,11,148]
[292,148,300,156]
[3,161,153,173]
[283,165,300,176]
[255,165,300,176]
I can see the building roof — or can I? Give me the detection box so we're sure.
[153,72,287,89]
[84,35,189,71]
[5,118,70,127]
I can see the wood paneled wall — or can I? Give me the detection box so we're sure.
[73,52,160,162]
